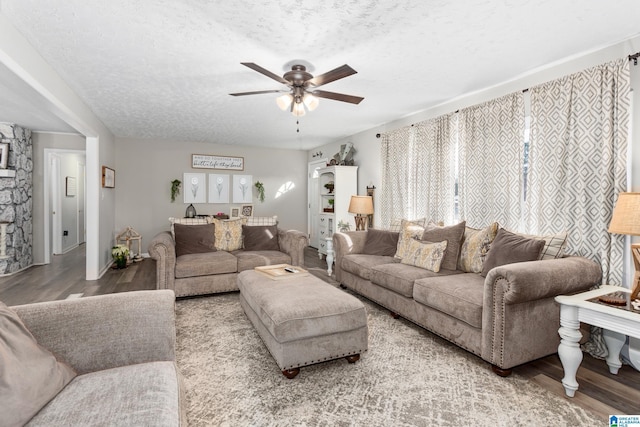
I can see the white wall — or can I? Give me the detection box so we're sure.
[115,138,308,247]
[309,35,640,232]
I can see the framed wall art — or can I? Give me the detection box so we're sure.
[229,206,241,219]
[232,175,252,203]
[102,166,115,188]
[183,173,207,203]
[65,176,76,197]
[208,174,229,203]
[241,204,254,217]
[0,143,8,169]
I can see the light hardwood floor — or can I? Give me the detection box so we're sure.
[0,244,638,419]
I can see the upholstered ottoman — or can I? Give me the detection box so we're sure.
[238,270,368,378]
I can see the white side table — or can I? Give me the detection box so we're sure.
[555,285,640,397]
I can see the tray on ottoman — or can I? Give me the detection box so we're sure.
[238,269,368,378]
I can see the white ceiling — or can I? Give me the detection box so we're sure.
[1,0,639,150]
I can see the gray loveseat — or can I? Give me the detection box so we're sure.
[149,228,308,298]
[333,229,602,375]
[10,290,184,426]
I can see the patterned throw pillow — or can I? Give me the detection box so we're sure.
[511,230,568,260]
[389,218,427,233]
[245,216,278,226]
[400,240,448,273]
[168,216,209,238]
[211,217,248,251]
[394,220,427,259]
[457,222,499,273]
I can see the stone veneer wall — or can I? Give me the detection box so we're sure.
[0,123,33,274]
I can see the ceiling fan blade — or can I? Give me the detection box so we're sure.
[311,89,364,105]
[307,64,357,87]
[229,90,288,96]
[240,62,289,85]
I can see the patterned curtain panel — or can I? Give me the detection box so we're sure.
[458,92,525,229]
[526,58,630,286]
[379,114,456,228]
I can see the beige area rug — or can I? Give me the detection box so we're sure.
[175,283,600,426]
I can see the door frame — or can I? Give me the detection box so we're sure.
[307,158,328,248]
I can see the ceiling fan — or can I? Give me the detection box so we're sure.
[230,62,364,116]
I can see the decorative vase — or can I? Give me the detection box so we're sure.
[185,203,196,218]
[115,255,127,269]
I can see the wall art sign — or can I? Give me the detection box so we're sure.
[192,154,244,171]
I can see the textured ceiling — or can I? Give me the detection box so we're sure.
[1,0,640,149]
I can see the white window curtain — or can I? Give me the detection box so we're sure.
[458,92,525,229]
[379,114,456,227]
[526,57,631,286]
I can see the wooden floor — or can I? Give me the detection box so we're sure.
[0,244,638,419]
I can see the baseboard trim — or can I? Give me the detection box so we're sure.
[0,263,35,277]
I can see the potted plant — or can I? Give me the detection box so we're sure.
[324,199,334,212]
[338,220,351,232]
[255,181,265,203]
[170,179,181,203]
[112,244,130,269]
[324,181,334,194]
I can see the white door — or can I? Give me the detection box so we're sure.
[308,159,327,248]
[77,162,86,244]
[50,154,62,255]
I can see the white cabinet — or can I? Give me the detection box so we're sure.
[316,166,358,256]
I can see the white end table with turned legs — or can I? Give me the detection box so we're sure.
[555,285,640,397]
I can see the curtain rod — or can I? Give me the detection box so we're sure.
[630,52,640,66]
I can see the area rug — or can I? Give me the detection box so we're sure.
[175,290,599,426]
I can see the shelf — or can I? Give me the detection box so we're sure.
[0,169,16,178]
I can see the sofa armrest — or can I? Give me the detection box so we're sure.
[481,256,601,369]
[278,229,309,267]
[12,290,176,375]
[148,231,177,292]
[332,231,369,283]
[484,256,602,305]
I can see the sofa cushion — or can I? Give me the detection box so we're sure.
[400,239,448,273]
[245,215,278,226]
[242,225,279,251]
[173,223,216,257]
[234,250,292,272]
[480,228,545,277]
[362,229,400,256]
[212,217,248,251]
[168,216,209,238]
[341,254,398,281]
[457,222,499,273]
[413,273,485,328]
[394,220,427,260]
[389,217,428,232]
[510,230,568,260]
[370,262,461,298]
[27,361,181,427]
[1,301,77,427]
[422,221,466,271]
[175,251,238,278]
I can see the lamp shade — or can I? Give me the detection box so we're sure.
[348,196,374,215]
[608,192,640,236]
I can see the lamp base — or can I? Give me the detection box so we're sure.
[354,215,367,231]
[631,243,640,301]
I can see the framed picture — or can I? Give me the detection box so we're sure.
[208,174,229,203]
[102,166,115,188]
[232,174,252,203]
[183,173,207,203]
[0,143,8,169]
[241,204,253,217]
[65,177,76,197]
[229,206,241,219]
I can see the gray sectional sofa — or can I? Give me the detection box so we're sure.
[333,228,602,375]
[8,290,184,426]
[149,227,308,298]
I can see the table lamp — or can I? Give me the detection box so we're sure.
[608,192,640,300]
[348,195,374,231]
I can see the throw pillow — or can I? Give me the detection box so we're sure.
[0,301,77,426]
[400,240,448,273]
[174,223,217,257]
[243,225,280,251]
[480,228,546,277]
[457,222,499,273]
[362,229,400,256]
[389,217,427,233]
[394,220,427,259]
[245,216,278,226]
[511,230,568,260]
[211,217,248,251]
[422,221,466,271]
[168,216,209,238]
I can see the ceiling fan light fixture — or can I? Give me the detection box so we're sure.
[303,93,319,111]
[292,101,306,117]
[276,93,293,111]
